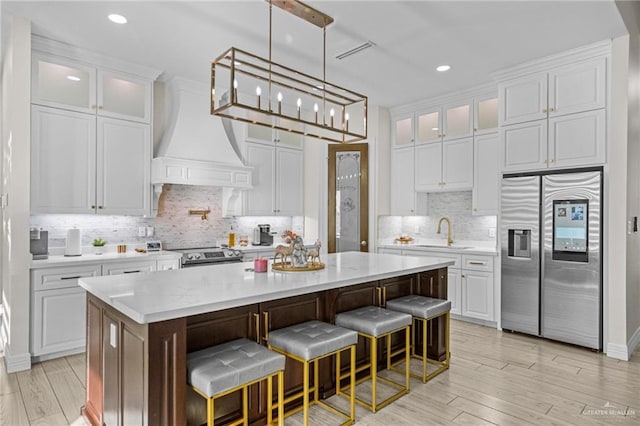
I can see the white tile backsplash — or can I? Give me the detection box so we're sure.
[378,191,497,245]
[31,184,303,249]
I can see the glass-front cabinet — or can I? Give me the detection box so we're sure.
[443,102,472,140]
[32,53,152,123]
[416,108,441,144]
[474,95,499,135]
[393,113,415,147]
[246,122,303,149]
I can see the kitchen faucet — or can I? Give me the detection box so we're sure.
[437,217,454,246]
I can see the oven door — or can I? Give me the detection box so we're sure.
[181,258,243,268]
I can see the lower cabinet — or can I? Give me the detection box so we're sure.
[31,255,182,361]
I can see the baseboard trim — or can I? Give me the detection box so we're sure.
[628,325,640,359]
[606,342,629,361]
[2,346,31,373]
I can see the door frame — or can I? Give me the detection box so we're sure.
[328,143,369,253]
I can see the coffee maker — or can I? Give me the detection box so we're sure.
[258,224,273,246]
[30,227,49,260]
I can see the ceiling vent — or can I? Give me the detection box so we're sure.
[335,41,376,60]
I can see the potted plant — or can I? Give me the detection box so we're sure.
[92,238,107,255]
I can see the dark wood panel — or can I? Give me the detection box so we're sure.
[122,324,145,425]
[380,274,416,302]
[186,304,259,352]
[82,296,103,426]
[148,318,187,426]
[102,311,119,426]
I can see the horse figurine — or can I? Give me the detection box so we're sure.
[307,240,321,265]
[273,240,294,265]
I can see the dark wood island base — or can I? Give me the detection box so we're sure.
[82,268,448,425]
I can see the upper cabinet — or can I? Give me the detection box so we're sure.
[246,122,304,149]
[474,95,499,135]
[30,38,160,215]
[32,53,152,123]
[499,57,605,127]
[498,47,609,173]
[393,113,415,147]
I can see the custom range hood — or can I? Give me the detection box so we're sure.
[152,77,253,216]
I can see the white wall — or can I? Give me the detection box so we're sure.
[1,16,31,372]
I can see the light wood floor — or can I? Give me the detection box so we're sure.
[1,320,639,425]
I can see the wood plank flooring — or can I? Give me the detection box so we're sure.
[1,320,639,425]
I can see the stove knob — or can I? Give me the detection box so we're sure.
[233,250,242,257]
[187,253,201,260]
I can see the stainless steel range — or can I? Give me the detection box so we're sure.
[174,247,244,268]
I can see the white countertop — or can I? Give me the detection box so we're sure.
[378,239,498,256]
[79,251,454,325]
[30,250,182,269]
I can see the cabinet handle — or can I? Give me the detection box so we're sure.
[98,105,104,110]
[462,274,466,278]
[253,313,260,343]
[98,206,104,209]
[60,275,82,280]
[91,104,97,109]
[543,160,548,164]
[549,107,555,112]
[468,261,485,265]
[123,270,141,274]
[91,205,96,209]
[473,208,477,211]
[262,312,269,342]
[473,128,478,132]
[549,159,554,163]
[542,108,547,113]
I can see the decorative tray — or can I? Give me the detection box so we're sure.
[271,262,325,272]
[395,236,414,244]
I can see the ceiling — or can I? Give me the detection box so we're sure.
[1,0,628,108]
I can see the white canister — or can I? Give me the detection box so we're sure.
[64,228,82,256]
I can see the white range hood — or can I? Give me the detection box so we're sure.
[152,77,253,216]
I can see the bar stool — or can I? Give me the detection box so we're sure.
[267,320,358,426]
[385,295,451,383]
[187,338,285,426]
[335,306,412,412]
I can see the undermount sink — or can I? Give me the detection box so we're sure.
[413,244,473,250]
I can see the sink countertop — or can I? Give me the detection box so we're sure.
[378,239,498,256]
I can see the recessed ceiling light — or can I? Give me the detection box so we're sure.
[66,75,81,82]
[436,65,451,72]
[108,14,127,24]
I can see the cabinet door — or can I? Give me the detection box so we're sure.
[102,260,156,275]
[98,70,152,123]
[461,271,494,321]
[474,95,498,135]
[31,105,97,214]
[473,133,499,215]
[548,109,605,169]
[32,53,96,113]
[393,114,414,147]
[390,147,417,215]
[416,108,441,144]
[246,123,275,144]
[443,101,472,141]
[414,142,442,192]
[97,118,150,215]
[499,74,547,125]
[32,264,102,291]
[244,142,276,215]
[31,287,86,356]
[442,137,473,191]
[157,259,181,271]
[548,58,606,117]
[276,130,304,149]
[276,147,303,215]
[501,120,548,172]
[447,269,461,316]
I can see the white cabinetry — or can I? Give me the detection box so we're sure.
[102,260,156,275]
[30,254,181,360]
[30,50,156,215]
[415,137,473,192]
[473,132,499,215]
[384,247,496,324]
[394,101,473,147]
[499,55,607,172]
[244,140,303,216]
[30,264,101,357]
[390,147,426,216]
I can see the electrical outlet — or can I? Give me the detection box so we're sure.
[488,228,496,238]
[146,226,154,236]
[414,225,420,234]
[138,227,147,237]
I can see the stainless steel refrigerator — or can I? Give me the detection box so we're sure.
[501,170,602,350]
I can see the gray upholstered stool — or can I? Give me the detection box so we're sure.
[187,338,285,426]
[335,306,412,412]
[268,320,358,426]
[385,295,451,383]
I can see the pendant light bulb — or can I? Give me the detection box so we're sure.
[297,98,302,108]
[330,108,335,117]
[314,103,318,112]
[256,86,262,96]
[277,92,283,102]
[233,79,238,89]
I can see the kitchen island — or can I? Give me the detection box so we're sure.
[79,251,453,426]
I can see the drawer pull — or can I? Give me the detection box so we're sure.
[468,261,486,265]
[123,270,141,274]
[60,275,82,280]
